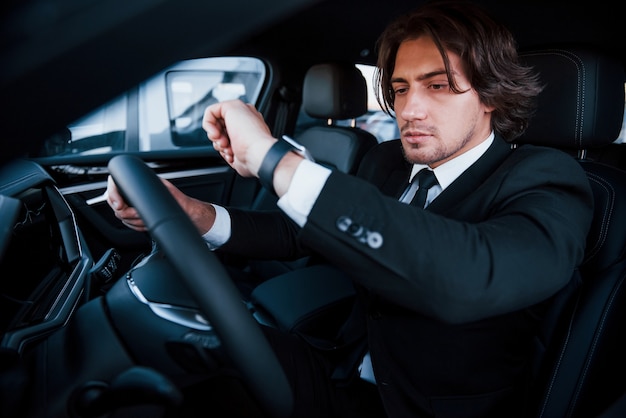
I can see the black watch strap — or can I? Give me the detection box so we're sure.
[258,140,294,195]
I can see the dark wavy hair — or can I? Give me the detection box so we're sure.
[375,0,543,140]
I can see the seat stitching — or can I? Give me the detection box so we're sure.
[583,172,614,261]
[522,50,585,147]
[537,292,579,417]
[569,274,626,415]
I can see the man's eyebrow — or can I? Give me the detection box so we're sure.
[390,69,449,84]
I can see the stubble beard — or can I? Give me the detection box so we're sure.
[401,125,476,167]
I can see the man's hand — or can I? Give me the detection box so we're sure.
[202,99,276,177]
[202,99,305,196]
[106,175,217,235]
[106,175,146,231]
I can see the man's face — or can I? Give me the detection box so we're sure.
[391,37,494,167]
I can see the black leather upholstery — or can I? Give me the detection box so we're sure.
[296,63,377,173]
[297,63,377,173]
[517,48,626,418]
[519,49,624,150]
[302,62,368,120]
[295,126,376,174]
[255,62,377,209]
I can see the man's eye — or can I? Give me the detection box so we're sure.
[430,83,448,90]
[394,87,408,95]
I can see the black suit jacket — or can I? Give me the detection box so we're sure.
[223,136,594,417]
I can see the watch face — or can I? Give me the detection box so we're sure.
[282,135,315,161]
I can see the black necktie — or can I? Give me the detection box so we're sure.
[410,168,438,208]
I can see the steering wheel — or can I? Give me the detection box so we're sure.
[108,154,293,418]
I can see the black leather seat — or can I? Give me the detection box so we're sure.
[252,62,378,210]
[294,62,379,173]
[516,48,626,417]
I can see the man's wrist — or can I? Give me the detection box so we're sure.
[201,204,231,249]
[258,139,294,195]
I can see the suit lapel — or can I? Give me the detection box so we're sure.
[387,169,412,199]
[427,137,514,213]
[364,139,413,198]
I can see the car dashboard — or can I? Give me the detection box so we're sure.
[0,159,93,353]
[0,159,227,417]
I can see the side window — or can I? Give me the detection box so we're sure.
[354,64,399,143]
[38,57,265,157]
[294,64,399,143]
[165,69,260,147]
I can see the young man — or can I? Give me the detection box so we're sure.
[108,1,593,416]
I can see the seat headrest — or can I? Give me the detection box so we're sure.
[517,48,625,149]
[302,63,368,120]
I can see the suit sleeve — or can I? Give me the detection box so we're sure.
[298,147,594,324]
[218,208,307,260]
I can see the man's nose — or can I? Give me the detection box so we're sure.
[399,91,428,120]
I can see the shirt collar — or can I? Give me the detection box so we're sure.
[408,131,495,191]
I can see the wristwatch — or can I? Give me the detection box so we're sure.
[257,135,314,195]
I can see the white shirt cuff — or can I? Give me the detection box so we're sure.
[277,159,331,227]
[201,204,231,249]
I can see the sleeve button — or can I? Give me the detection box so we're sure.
[367,231,383,249]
